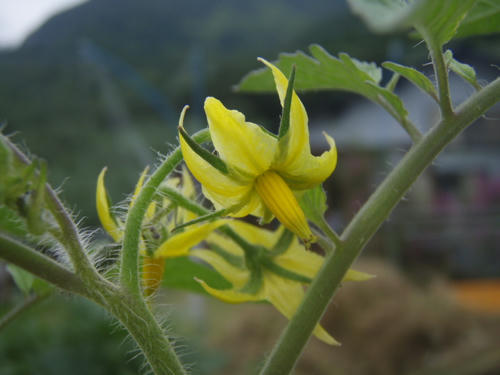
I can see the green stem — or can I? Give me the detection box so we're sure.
[106,293,188,375]
[0,293,50,332]
[316,216,342,249]
[420,27,454,119]
[3,137,99,282]
[0,232,88,296]
[120,128,210,296]
[259,77,500,375]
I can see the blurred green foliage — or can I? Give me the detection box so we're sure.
[0,0,428,224]
[0,295,141,374]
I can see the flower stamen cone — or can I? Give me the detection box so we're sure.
[255,170,314,243]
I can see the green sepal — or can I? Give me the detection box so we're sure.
[179,126,228,174]
[269,229,294,256]
[171,208,228,233]
[0,205,28,237]
[207,242,246,269]
[444,50,481,91]
[261,258,311,284]
[298,185,328,228]
[240,254,263,294]
[278,65,296,139]
[383,61,439,101]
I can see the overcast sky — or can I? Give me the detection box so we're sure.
[0,0,87,49]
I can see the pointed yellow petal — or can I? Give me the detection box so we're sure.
[258,58,310,170]
[204,97,277,176]
[181,165,195,198]
[180,166,197,223]
[263,272,338,345]
[274,238,323,279]
[132,166,150,204]
[154,219,229,258]
[196,278,260,304]
[201,185,264,218]
[141,256,165,296]
[225,220,281,249]
[280,132,337,190]
[344,269,375,282]
[96,167,123,242]
[179,125,251,199]
[190,249,249,288]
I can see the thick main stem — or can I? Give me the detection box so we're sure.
[107,293,187,375]
[259,78,500,375]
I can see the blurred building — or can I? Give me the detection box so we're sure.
[311,73,500,278]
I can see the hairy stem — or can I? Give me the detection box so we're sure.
[0,233,88,296]
[107,293,187,375]
[120,128,210,296]
[3,137,99,282]
[259,77,500,375]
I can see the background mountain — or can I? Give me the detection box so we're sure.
[0,0,495,223]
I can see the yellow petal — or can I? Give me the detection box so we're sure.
[190,249,249,288]
[279,132,337,190]
[96,167,123,242]
[225,220,281,249]
[196,278,260,304]
[181,165,195,198]
[141,256,165,296]
[258,58,310,170]
[154,219,229,258]
[201,185,265,218]
[274,237,323,279]
[344,269,375,282]
[179,126,251,199]
[263,272,339,345]
[204,97,277,176]
[181,166,197,223]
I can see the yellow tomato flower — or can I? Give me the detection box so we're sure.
[179,59,337,243]
[190,221,372,345]
[96,166,227,295]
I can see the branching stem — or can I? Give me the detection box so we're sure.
[259,77,500,375]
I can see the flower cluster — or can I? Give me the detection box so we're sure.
[96,60,368,342]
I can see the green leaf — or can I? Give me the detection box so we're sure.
[237,45,408,124]
[444,50,481,90]
[455,0,500,38]
[383,61,438,101]
[348,0,478,46]
[162,256,231,294]
[298,185,328,228]
[0,205,28,237]
[6,264,35,296]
